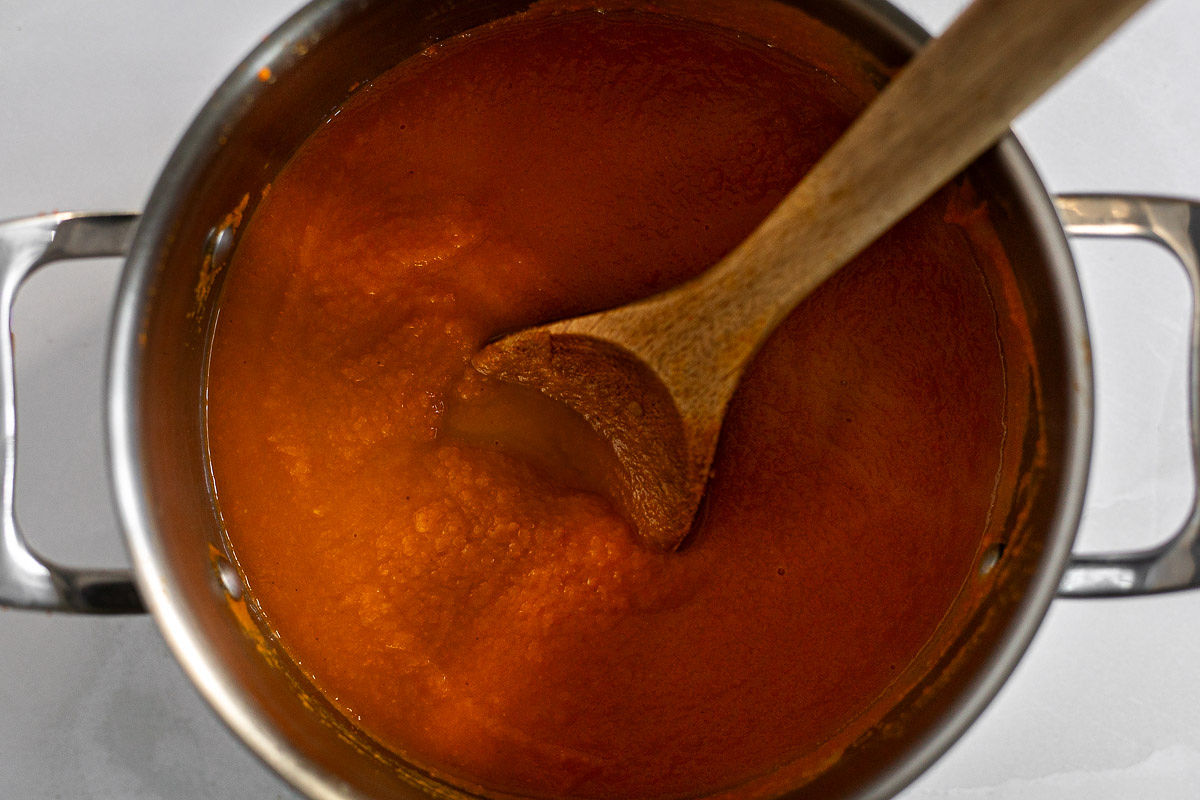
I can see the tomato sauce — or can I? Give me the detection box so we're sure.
[206,4,1034,798]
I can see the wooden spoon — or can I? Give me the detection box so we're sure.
[473,0,1149,551]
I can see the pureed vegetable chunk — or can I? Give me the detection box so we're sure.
[206,2,1039,798]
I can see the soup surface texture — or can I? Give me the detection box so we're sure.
[207,4,1029,798]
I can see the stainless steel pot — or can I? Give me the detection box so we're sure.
[0,1,1197,798]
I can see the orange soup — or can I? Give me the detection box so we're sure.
[206,4,1034,798]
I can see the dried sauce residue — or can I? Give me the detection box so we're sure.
[192,193,248,321]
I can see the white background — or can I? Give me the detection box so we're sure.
[1,0,1198,797]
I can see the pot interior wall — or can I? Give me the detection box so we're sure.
[124,1,1084,798]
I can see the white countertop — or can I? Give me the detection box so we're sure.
[1,1,1198,797]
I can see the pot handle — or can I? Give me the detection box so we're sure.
[1055,194,1200,597]
[0,212,144,613]
[6,203,1194,606]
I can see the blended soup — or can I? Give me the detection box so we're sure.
[206,3,1035,798]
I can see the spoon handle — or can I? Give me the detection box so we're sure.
[654,0,1150,382]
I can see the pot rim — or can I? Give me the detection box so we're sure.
[104,1,1093,798]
